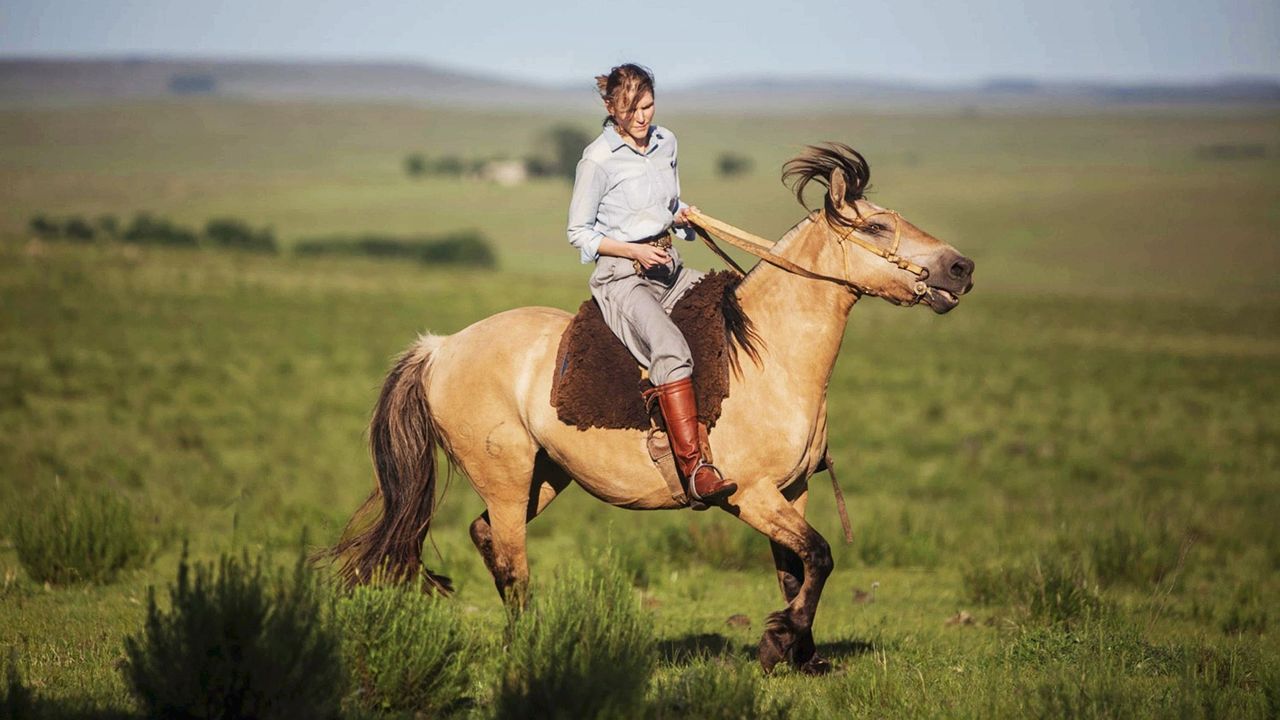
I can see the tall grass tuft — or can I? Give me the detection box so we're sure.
[963,553,1104,625]
[495,555,656,719]
[650,658,789,719]
[336,574,476,716]
[13,488,152,585]
[121,544,344,720]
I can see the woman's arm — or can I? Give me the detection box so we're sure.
[566,158,607,264]
[567,157,669,268]
[598,237,669,268]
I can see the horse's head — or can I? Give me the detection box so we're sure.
[783,143,974,313]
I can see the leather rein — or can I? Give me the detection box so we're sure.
[685,208,931,301]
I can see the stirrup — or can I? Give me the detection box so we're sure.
[688,460,736,505]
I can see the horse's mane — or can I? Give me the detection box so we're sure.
[781,143,872,229]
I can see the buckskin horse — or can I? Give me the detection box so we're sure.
[325,143,975,674]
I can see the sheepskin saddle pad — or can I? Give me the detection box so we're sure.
[551,270,752,431]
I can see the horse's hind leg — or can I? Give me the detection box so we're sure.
[469,451,571,607]
[733,483,833,675]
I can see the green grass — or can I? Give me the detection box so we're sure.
[0,98,1277,717]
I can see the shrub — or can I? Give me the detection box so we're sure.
[545,125,595,182]
[495,556,655,719]
[28,215,59,239]
[420,231,496,268]
[404,153,427,177]
[95,214,120,238]
[122,212,198,248]
[294,232,497,269]
[203,218,277,253]
[336,577,475,715]
[62,216,96,242]
[13,488,151,585]
[650,659,789,720]
[26,214,97,243]
[716,152,754,178]
[122,546,343,720]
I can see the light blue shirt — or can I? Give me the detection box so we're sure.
[566,124,693,264]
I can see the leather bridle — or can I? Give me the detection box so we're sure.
[686,208,931,302]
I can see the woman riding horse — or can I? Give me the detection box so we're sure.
[566,63,736,505]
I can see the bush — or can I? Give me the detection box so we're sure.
[404,153,427,178]
[95,214,119,238]
[62,216,96,242]
[122,213,198,248]
[28,215,58,239]
[336,577,475,715]
[716,153,754,178]
[122,545,343,720]
[13,488,152,585]
[545,125,595,182]
[26,214,97,243]
[495,556,655,719]
[204,218,277,253]
[650,659,789,719]
[294,231,497,269]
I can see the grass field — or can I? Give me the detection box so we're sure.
[1,98,1278,717]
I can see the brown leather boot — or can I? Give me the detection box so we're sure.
[649,377,738,504]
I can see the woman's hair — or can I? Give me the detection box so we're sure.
[595,64,654,127]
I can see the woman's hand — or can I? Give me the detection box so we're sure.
[596,237,670,268]
[673,205,701,226]
[630,242,671,269]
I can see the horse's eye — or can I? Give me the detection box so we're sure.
[862,223,884,235]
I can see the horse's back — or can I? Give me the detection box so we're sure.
[425,305,570,432]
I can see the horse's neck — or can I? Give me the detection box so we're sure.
[735,217,858,398]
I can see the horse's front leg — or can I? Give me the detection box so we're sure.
[732,482,833,675]
[766,480,830,673]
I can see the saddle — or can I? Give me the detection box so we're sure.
[550,270,749,432]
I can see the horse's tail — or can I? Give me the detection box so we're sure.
[325,334,453,593]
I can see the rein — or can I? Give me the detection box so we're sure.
[683,208,929,543]
[686,209,930,300]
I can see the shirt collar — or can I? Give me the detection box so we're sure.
[603,125,663,155]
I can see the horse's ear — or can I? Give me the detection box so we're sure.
[828,168,848,210]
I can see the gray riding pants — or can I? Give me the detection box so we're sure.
[589,249,704,386]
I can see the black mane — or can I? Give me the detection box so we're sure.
[781,143,872,228]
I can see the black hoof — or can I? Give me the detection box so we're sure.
[800,653,833,676]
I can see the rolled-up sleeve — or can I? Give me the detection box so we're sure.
[567,158,607,263]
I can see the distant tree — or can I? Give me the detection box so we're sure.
[168,74,216,95]
[716,152,753,178]
[204,218,277,253]
[96,214,119,238]
[29,215,58,239]
[404,153,427,178]
[546,125,595,182]
[63,216,95,242]
[433,156,464,177]
[523,155,555,178]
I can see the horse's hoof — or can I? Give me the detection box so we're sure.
[800,653,833,676]
[757,633,787,674]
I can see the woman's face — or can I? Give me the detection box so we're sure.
[610,90,655,145]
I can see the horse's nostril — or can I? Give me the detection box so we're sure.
[949,261,970,280]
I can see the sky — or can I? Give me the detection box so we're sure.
[1,0,1277,87]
